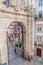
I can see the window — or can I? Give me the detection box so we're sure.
[36,36,42,45]
[3,0,10,7]
[37,27,42,32]
[39,11,42,18]
[35,14,37,19]
[39,0,43,6]
[6,0,10,7]
[37,36,41,42]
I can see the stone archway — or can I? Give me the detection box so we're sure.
[6,21,26,65]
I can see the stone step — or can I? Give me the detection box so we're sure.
[32,57,43,64]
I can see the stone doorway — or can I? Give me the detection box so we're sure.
[6,22,26,65]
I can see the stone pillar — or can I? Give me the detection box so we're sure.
[0,21,8,65]
[31,17,35,56]
[28,14,34,57]
[23,26,29,59]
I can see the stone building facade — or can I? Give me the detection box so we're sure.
[0,0,34,65]
[34,0,43,58]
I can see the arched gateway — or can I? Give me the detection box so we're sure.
[0,11,34,65]
[6,22,26,65]
[0,0,34,65]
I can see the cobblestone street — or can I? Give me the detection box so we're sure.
[9,48,43,65]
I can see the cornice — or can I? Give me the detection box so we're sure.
[0,9,29,17]
[0,9,34,18]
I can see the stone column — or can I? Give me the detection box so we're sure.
[0,21,8,65]
[28,16,32,56]
[28,14,34,57]
[31,17,35,56]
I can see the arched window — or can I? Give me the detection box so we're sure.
[6,0,10,7]
[3,0,10,7]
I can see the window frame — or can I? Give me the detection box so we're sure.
[39,0,43,7]
[39,11,42,18]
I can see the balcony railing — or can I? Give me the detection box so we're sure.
[34,41,43,47]
[34,15,43,20]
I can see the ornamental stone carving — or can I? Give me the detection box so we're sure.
[0,0,29,12]
[11,0,26,11]
[2,0,27,11]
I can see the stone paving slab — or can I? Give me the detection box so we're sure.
[8,48,43,65]
[10,57,43,65]
[32,56,43,64]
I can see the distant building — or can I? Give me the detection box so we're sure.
[34,0,43,58]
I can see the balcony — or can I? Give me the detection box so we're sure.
[34,41,43,47]
[34,15,43,21]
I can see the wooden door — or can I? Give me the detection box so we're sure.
[36,48,41,57]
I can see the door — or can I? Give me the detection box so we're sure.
[36,48,41,57]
